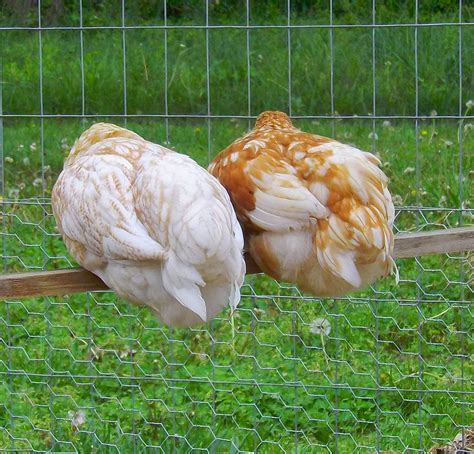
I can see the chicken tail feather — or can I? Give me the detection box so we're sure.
[161,253,207,322]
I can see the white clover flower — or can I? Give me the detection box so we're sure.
[310,318,331,336]
[197,352,207,362]
[4,156,14,164]
[32,178,43,187]
[29,142,37,151]
[442,139,453,147]
[68,410,86,432]
[22,157,30,166]
[382,120,391,128]
[403,167,415,175]
[392,194,403,206]
[119,347,137,359]
[8,188,20,199]
[466,100,474,110]
[368,132,378,140]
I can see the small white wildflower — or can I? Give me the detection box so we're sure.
[464,123,473,134]
[197,352,207,362]
[119,347,137,359]
[421,189,427,196]
[32,178,43,187]
[22,157,30,166]
[442,139,453,147]
[43,165,51,173]
[392,194,403,206]
[29,142,37,151]
[68,410,86,432]
[8,188,20,199]
[382,120,391,128]
[384,60,392,67]
[310,318,331,336]
[4,156,14,164]
[403,166,415,175]
[17,144,24,150]
[439,195,447,207]
[18,183,25,190]
[466,100,474,110]
[430,110,438,117]
[368,132,378,140]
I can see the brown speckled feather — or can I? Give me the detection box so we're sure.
[209,111,395,297]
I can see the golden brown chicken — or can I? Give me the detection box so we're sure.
[208,111,395,297]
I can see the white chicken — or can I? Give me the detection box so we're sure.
[209,111,395,297]
[52,123,245,327]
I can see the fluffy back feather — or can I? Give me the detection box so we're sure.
[209,111,395,297]
[53,123,245,326]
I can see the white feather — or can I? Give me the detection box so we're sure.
[52,123,245,327]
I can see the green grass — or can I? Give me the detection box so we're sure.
[1,6,474,453]
[1,17,474,117]
[1,117,473,452]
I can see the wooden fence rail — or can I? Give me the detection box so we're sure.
[1,227,473,299]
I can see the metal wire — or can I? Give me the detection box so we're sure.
[1,22,472,30]
[0,1,473,452]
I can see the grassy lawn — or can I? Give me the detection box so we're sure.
[1,5,473,453]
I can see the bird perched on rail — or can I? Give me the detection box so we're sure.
[52,123,245,327]
[208,111,395,297]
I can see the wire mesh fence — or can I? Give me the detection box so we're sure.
[1,1,473,452]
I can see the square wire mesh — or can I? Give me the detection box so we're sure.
[0,1,473,452]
